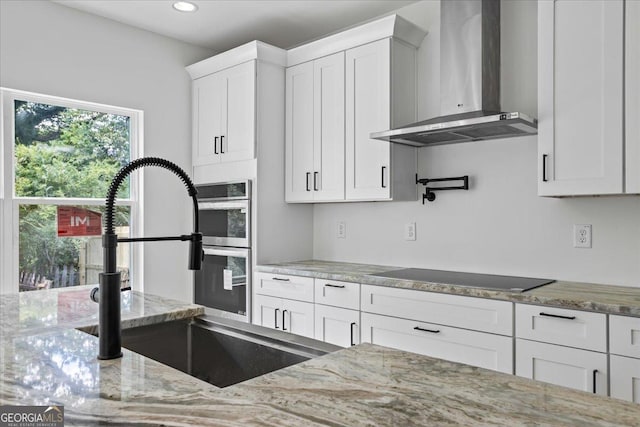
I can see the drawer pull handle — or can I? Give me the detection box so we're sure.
[282,310,288,331]
[414,326,440,334]
[539,312,576,320]
[272,277,290,282]
[324,284,345,289]
[350,322,357,346]
[592,369,598,394]
[274,308,280,329]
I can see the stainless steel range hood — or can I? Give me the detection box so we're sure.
[371,0,537,147]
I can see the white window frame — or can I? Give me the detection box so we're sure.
[0,88,144,294]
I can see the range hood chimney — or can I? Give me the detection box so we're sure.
[371,0,537,146]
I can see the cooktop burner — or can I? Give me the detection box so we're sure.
[371,268,554,292]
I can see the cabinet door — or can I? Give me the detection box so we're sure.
[610,355,640,404]
[538,0,624,196]
[515,339,607,395]
[220,60,255,163]
[193,73,222,166]
[282,299,314,338]
[361,312,513,374]
[285,61,315,202]
[314,304,359,348]
[313,52,345,201]
[626,0,640,194]
[252,294,282,330]
[345,39,391,201]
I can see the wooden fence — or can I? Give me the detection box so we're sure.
[19,265,79,291]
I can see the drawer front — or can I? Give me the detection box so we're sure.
[314,304,360,348]
[610,355,640,404]
[610,315,640,358]
[361,312,513,374]
[361,284,513,335]
[515,304,606,352]
[314,279,360,310]
[254,272,314,302]
[515,339,607,396]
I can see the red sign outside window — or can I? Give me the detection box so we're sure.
[57,206,102,237]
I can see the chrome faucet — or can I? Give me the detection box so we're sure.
[90,157,203,360]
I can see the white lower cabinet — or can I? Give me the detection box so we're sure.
[610,355,640,404]
[361,312,513,374]
[253,294,314,338]
[515,339,608,396]
[609,315,640,403]
[314,304,359,348]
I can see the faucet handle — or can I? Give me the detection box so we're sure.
[188,232,203,271]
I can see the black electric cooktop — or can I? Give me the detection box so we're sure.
[371,268,554,292]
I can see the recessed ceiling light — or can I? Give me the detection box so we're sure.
[172,1,198,13]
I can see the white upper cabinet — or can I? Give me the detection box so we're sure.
[187,41,287,183]
[538,0,639,196]
[285,52,345,202]
[285,15,426,203]
[345,39,392,200]
[626,0,640,194]
[285,61,315,202]
[221,61,255,163]
[345,38,419,201]
[192,60,256,167]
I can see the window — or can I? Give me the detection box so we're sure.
[0,88,142,294]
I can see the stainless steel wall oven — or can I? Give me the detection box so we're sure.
[194,181,251,322]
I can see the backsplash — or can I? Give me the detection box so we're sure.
[313,137,640,287]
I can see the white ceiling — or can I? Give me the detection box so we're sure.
[54,0,419,53]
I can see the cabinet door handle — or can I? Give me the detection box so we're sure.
[414,326,440,334]
[214,136,219,154]
[324,283,345,289]
[306,172,311,191]
[539,312,576,320]
[592,369,598,394]
[274,308,280,329]
[314,172,319,191]
[350,322,357,346]
[282,310,288,331]
[542,154,548,182]
[220,135,225,154]
[272,277,290,282]
[381,166,387,188]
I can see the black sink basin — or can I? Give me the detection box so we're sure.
[120,316,339,388]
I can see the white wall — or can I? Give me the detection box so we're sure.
[313,0,640,287]
[0,1,213,301]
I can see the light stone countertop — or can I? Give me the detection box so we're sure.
[0,285,204,338]
[256,260,640,316]
[1,285,639,425]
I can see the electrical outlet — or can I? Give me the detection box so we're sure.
[573,224,592,248]
[337,221,346,239]
[404,222,416,241]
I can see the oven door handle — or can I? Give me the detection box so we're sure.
[203,247,249,258]
[197,201,249,211]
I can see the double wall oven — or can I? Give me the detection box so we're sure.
[194,181,251,322]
